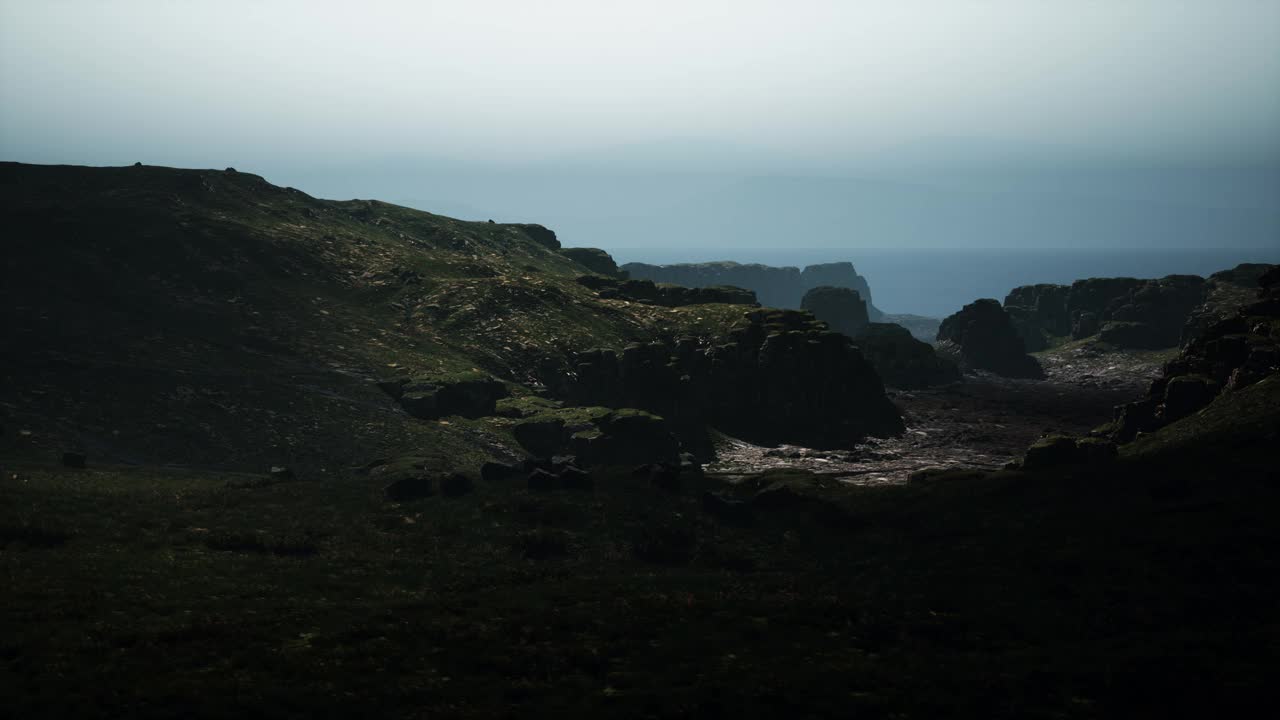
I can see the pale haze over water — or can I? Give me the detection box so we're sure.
[3,1,1278,258]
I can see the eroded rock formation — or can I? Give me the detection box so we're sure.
[1004,275,1210,350]
[801,286,869,338]
[622,260,883,318]
[854,322,960,389]
[1110,266,1280,441]
[937,299,1045,379]
[557,308,903,448]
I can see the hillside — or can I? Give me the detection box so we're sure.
[2,162,859,472]
[3,162,1278,718]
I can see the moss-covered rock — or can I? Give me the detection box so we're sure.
[513,406,679,467]
[1022,435,1116,470]
[382,371,509,420]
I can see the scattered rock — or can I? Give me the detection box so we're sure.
[268,466,295,482]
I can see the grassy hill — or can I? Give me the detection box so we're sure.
[3,162,1278,718]
[0,162,747,472]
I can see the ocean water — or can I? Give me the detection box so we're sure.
[608,247,1280,318]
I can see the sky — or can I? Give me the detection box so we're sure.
[2,0,1279,251]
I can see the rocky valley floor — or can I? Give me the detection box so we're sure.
[711,343,1161,484]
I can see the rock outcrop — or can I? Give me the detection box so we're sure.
[800,286,869,338]
[936,299,1044,379]
[621,260,884,318]
[513,406,681,467]
[1004,275,1209,350]
[560,247,627,278]
[1109,266,1280,441]
[1182,263,1276,344]
[577,276,757,307]
[853,323,960,389]
[560,309,903,448]
[379,371,509,419]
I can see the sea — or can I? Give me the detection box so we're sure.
[607,247,1280,318]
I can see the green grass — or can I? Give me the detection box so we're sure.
[3,449,1278,718]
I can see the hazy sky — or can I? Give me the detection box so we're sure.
[3,1,1279,249]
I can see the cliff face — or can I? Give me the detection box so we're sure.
[562,309,903,449]
[622,260,883,319]
[1003,274,1211,350]
[937,299,1045,379]
[1109,266,1280,442]
[800,286,869,338]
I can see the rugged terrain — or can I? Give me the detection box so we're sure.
[3,162,1278,718]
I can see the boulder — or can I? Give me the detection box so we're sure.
[513,418,567,457]
[936,299,1045,379]
[571,409,680,467]
[381,371,508,420]
[801,286,869,338]
[61,451,86,469]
